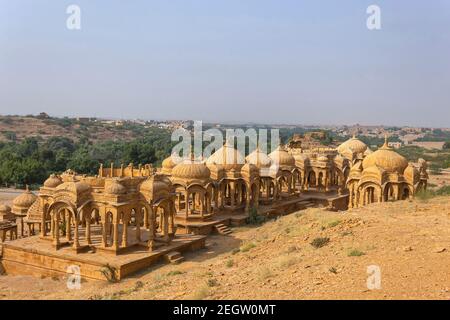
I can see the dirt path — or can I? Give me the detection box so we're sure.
[1,196,449,300]
[0,189,23,206]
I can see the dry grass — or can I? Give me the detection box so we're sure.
[240,241,256,252]
[276,254,301,269]
[257,266,274,281]
[191,286,209,300]
[348,249,365,257]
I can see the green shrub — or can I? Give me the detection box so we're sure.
[327,220,341,228]
[207,278,218,287]
[310,237,330,249]
[240,242,256,252]
[225,259,234,268]
[415,189,435,201]
[246,207,266,225]
[435,185,450,196]
[348,249,365,257]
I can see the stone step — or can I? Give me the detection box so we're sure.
[214,223,232,236]
[165,251,183,263]
[170,256,185,264]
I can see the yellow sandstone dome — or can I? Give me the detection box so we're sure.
[55,181,91,194]
[246,147,272,169]
[161,155,177,175]
[362,139,408,174]
[12,186,37,210]
[0,204,12,213]
[43,174,63,188]
[269,146,295,167]
[172,159,211,180]
[105,179,127,195]
[337,135,368,155]
[206,142,245,171]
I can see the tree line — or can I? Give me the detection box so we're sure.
[0,128,175,188]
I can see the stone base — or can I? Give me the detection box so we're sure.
[1,234,206,281]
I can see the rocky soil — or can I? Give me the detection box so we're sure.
[1,196,449,300]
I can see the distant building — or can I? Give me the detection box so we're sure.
[388,142,402,149]
[37,112,50,119]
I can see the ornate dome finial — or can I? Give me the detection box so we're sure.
[382,134,389,149]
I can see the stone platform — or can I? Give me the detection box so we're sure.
[1,234,206,281]
[302,190,349,211]
[175,212,248,235]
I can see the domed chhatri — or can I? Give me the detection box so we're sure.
[161,155,177,175]
[0,204,15,222]
[362,137,408,174]
[55,181,91,194]
[246,147,272,169]
[337,135,368,155]
[43,174,63,188]
[105,179,127,195]
[171,159,211,181]
[206,142,245,171]
[347,135,427,209]
[12,185,37,216]
[0,204,12,213]
[269,145,296,167]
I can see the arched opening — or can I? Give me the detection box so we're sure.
[154,200,175,242]
[401,187,410,200]
[318,172,324,189]
[365,186,376,205]
[384,184,395,201]
[308,171,316,188]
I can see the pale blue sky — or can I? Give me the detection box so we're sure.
[0,0,449,127]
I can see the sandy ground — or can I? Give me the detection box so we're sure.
[429,170,450,189]
[0,189,22,206]
[1,195,449,300]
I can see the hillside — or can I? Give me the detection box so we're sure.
[1,196,449,300]
[0,115,179,143]
[0,116,175,187]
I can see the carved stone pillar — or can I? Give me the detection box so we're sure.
[122,218,128,248]
[113,223,119,251]
[53,213,60,249]
[185,190,189,219]
[143,207,149,229]
[73,219,80,250]
[40,198,47,237]
[86,216,91,245]
[66,210,72,242]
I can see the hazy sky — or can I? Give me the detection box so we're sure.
[1,1,449,127]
